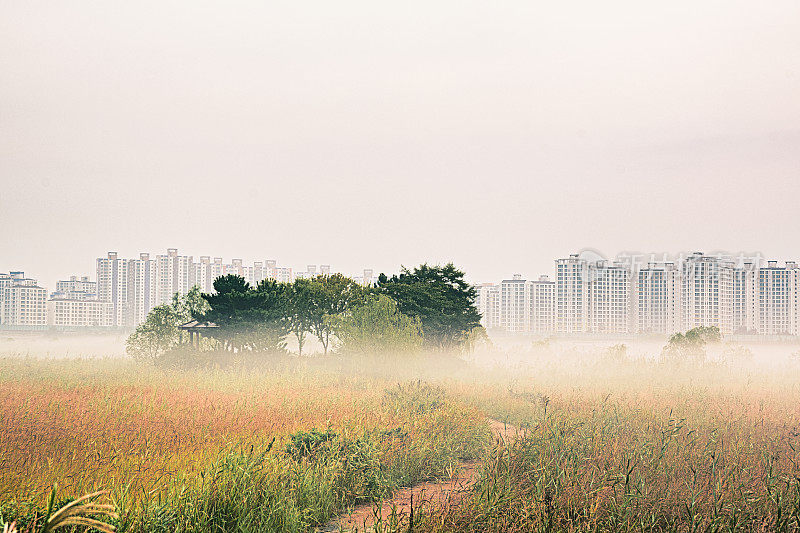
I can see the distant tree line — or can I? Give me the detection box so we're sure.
[126,263,482,361]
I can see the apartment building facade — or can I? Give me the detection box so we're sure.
[486,251,799,337]
[127,253,157,327]
[47,299,112,328]
[586,261,630,334]
[475,283,501,330]
[55,276,97,297]
[635,262,681,335]
[499,275,529,333]
[353,268,376,287]
[1,273,47,327]
[7,251,341,330]
[732,262,758,334]
[155,248,193,306]
[97,252,129,327]
[757,261,799,336]
[556,255,589,334]
[529,275,556,335]
[681,252,735,334]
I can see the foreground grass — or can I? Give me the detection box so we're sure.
[4,343,800,531]
[0,356,488,532]
[412,350,800,532]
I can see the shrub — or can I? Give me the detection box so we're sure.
[662,326,721,362]
[286,428,338,461]
[382,381,445,415]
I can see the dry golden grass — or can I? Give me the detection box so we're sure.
[412,346,800,531]
[0,359,395,505]
[4,341,800,532]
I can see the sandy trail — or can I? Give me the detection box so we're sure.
[317,419,518,532]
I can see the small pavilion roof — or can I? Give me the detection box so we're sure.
[178,320,218,330]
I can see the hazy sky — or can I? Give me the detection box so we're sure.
[2,1,799,289]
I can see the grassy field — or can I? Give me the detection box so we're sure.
[418,346,800,532]
[0,356,488,531]
[3,341,800,531]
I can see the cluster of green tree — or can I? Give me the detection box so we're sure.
[126,263,483,361]
[662,326,721,360]
[125,287,210,360]
[378,264,482,350]
[199,273,367,355]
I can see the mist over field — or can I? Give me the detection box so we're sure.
[0,334,128,359]
[3,324,800,532]
[5,332,798,367]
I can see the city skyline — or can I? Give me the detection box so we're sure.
[0,246,786,300]
[4,248,378,297]
[5,247,800,336]
[0,248,381,329]
[0,245,785,295]
[475,251,800,338]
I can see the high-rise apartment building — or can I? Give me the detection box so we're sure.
[224,259,252,285]
[528,275,556,335]
[635,262,681,335]
[732,262,758,334]
[55,276,97,296]
[243,262,255,285]
[98,249,193,327]
[475,283,501,330]
[757,261,799,336]
[259,260,291,283]
[50,275,98,302]
[500,275,529,333]
[97,252,129,327]
[193,256,214,293]
[476,251,800,338]
[681,252,734,334]
[252,262,266,286]
[295,266,329,280]
[556,255,589,334]
[155,248,193,306]
[191,255,227,291]
[0,272,22,297]
[354,269,376,287]
[21,246,800,336]
[0,272,21,324]
[210,257,225,286]
[1,273,47,327]
[586,261,631,334]
[47,299,112,328]
[127,253,157,327]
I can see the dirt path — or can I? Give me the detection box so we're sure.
[316,419,518,532]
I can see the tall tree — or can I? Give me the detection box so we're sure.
[202,275,288,353]
[127,285,209,361]
[173,285,210,319]
[377,263,481,350]
[249,278,291,353]
[327,293,423,355]
[307,274,365,355]
[126,305,184,361]
[286,278,316,356]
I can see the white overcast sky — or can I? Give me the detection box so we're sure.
[1,1,799,289]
